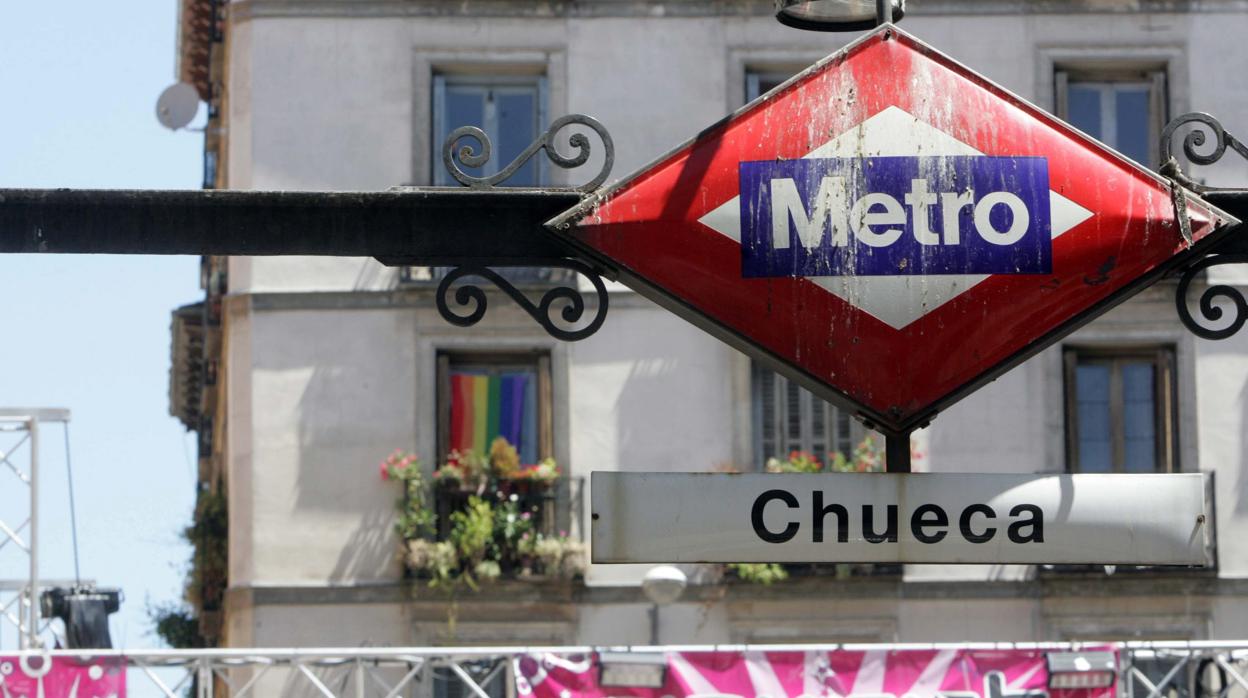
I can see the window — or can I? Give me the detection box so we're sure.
[433,351,578,546]
[437,351,553,463]
[414,73,568,286]
[752,362,857,468]
[749,366,898,578]
[1055,65,1167,166]
[745,69,796,102]
[433,74,546,187]
[1063,346,1177,473]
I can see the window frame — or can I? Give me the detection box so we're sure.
[728,47,823,109]
[435,349,554,464]
[745,68,799,103]
[431,72,548,187]
[414,71,556,285]
[1054,63,1168,166]
[1062,345,1178,474]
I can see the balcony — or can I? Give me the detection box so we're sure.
[425,475,586,582]
[381,446,585,589]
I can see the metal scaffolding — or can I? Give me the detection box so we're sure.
[3,642,1248,698]
[0,408,70,650]
[1122,643,1248,698]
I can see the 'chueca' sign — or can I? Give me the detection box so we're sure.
[591,472,1209,566]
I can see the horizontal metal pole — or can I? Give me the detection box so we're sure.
[16,641,1248,662]
[1205,191,1248,218]
[0,578,92,591]
[0,188,582,262]
[2,186,1245,272]
[1204,192,1248,254]
[0,408,70,422]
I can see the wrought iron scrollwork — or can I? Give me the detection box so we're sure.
[443,114,614,192]
[1175,254,1248,340]
[435,259,609,342]
[1160,112,1248,194]
[1160,112,1248,339]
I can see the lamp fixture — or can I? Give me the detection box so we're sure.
[1046,651,1118,689]
[775,0,904,32]
[599,652,668,688]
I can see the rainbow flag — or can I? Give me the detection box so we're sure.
[449,371,538,463]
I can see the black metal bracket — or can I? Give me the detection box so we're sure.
[426,113,615,341]
[1175,253,1248,340]
[1161,113,1248,340]
[1161,113,1248,196]
[434,259,609,342]
[443,114,613,193]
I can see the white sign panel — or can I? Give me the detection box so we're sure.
[591,472,1210,566]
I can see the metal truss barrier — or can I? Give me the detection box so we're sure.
[6,642,1248,698]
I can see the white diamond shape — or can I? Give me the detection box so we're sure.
[697,106,1094,329]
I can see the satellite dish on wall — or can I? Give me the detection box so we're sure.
[156,82,201,130]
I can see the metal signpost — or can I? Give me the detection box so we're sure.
[0,18,1246,569]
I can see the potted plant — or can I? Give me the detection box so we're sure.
[378,438,582,587]
[432,449,489,494]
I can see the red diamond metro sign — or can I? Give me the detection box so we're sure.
[547,26,1236,437]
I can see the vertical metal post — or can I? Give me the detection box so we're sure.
[885,432,911,473]
[198,657,214,698]
[505,657,517,698]
[876,0,890,26]
[25,417,39,649]
[355,659,365,698]
[1122,651,1133,698]
[648,603,659,645]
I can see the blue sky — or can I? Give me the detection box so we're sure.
[0,1,203,649]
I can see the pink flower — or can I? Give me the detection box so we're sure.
[379,462,390,481]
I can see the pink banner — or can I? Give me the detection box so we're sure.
[0,655,125,698]
[515,649,1115,698]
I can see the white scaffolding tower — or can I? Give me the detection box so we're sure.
[0,407,70,650]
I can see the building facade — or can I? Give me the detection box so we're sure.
[169,0,1248,658]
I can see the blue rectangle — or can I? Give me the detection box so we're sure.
[739,156,1052,277]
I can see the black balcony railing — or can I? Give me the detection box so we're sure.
[402,476,586,583]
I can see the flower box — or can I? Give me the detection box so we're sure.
[380,437,583,590]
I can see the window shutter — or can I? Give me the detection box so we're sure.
[751,362,861,469]
[755,368,777,463]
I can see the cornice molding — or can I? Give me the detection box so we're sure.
[231,0,1248,22]
[229,572,1244,608]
